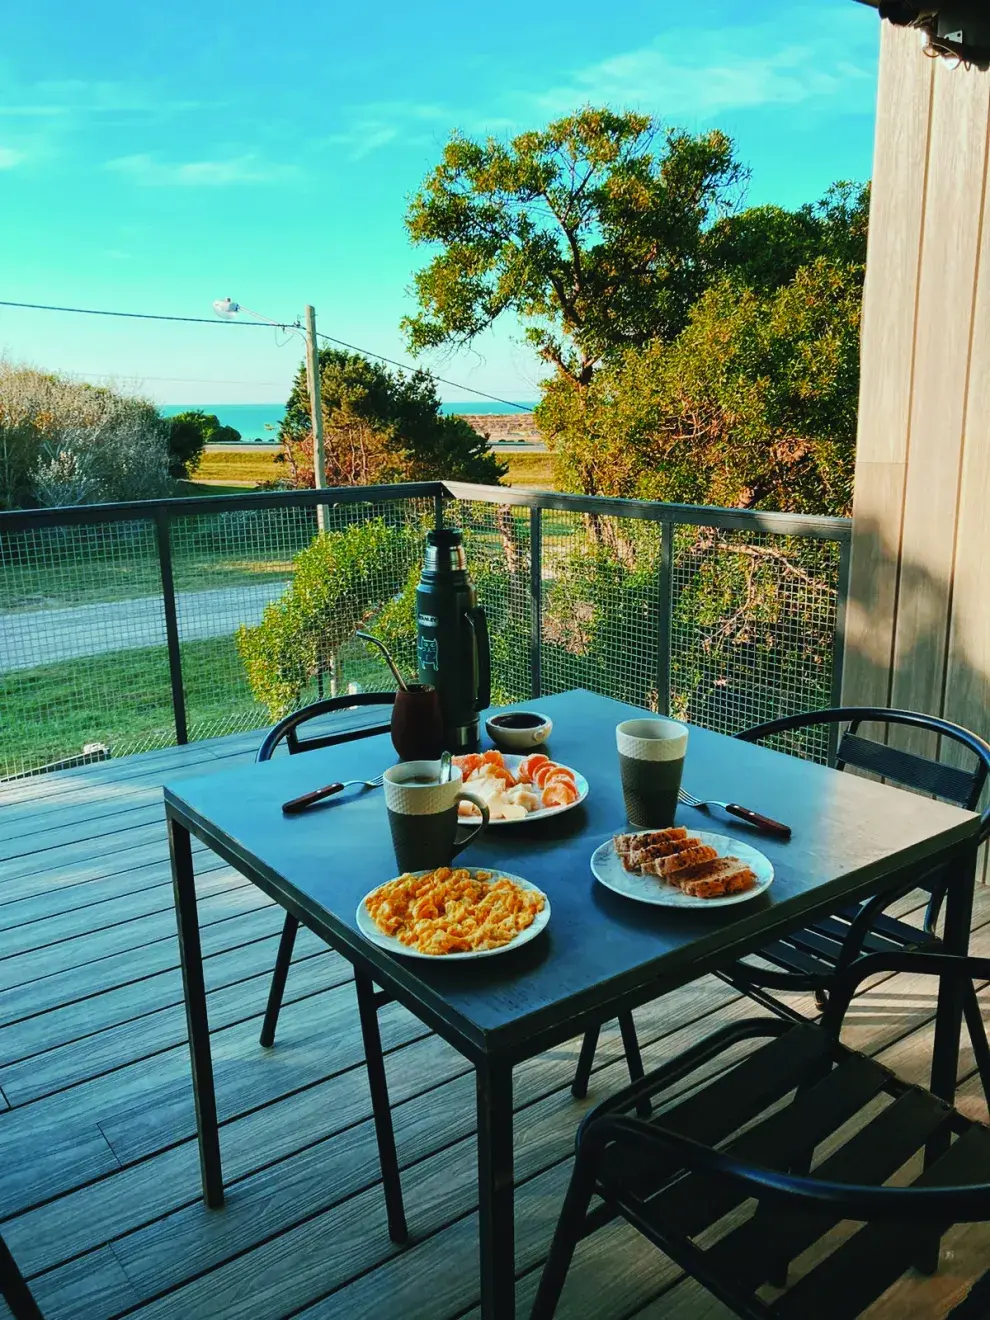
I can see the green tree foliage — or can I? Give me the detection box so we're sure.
[539,258,863,515]
[703,182,869,293]
[276,349,506,488]
[236,519,419,718]
[167,410,241,479]
[403,108,746,384]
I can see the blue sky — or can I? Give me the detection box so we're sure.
[0,1,880,406]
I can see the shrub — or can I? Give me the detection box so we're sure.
[236,519,421,718]
[167,410,241,478]
[0,364,172,509]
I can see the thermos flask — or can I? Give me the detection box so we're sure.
[415,529,491,753]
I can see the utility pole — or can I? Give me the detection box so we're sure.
[304,304,328,533]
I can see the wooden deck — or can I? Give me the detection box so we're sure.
[1,734,988,1320]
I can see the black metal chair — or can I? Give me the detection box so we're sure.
[254,693,409,1243]
[1,1233,43,1320]
[572,706,990,1109]
[533,953,990,1320]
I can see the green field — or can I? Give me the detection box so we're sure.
[190,450,282,486]
[0,636,261,769]
[0,629,400,773]
[191,446,557,490]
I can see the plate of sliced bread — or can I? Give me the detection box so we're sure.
[591,826,773,907]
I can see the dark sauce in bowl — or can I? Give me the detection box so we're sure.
[488,712,549,730]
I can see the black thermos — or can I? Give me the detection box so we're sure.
[415,529,491,753]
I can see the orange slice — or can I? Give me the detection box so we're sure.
[542,780,579,808]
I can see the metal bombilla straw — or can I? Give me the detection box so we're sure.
[354,631,409,692]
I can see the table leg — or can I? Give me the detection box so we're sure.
[919,840,978,1273]
[477,1059,515,1320]
[168,817,224,1208]
[354,971,408,1245]
[930,841,978,1107]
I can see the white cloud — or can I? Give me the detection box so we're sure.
[0,147,24,168]
[531,7,876,122]
[105,153,295,186]
[324,101,451,160]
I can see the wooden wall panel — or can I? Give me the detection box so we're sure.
[943,120,990,749]
[845,23,990,781]
[843,25,934,710]
[888,64,990,756]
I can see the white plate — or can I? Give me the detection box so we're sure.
[591,830,774,909]
[458,754,588,826]
[356,868,551,960]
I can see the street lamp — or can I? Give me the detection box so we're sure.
[212,297,328,529]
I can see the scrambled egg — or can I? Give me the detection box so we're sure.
[365,867,545,954]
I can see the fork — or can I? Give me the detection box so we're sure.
[282,774,385,815]
[678,787,792,839]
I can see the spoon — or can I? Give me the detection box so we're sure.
[355,631,409,692]
[439,750,452,785]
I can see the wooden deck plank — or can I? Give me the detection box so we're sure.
[0,849,226,931]
[0,924,330,1065]
[2,734,987,1320]
[0,832,210,908]
[0,866,250,963]
[5,978,742,1284]
[0,748,257,848]
[0,879,268,995]
[0,903,284,1027]
[0,945,347,1105]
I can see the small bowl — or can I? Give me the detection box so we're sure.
[485,711,553,752]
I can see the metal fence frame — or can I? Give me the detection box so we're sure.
[0,481,851,765]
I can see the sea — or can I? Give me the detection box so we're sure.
[160,399,537,443]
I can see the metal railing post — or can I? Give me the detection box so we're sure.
[529,506,542,699]
[656,520,674,716]
[155,508,188,745]
[828,535,853,764]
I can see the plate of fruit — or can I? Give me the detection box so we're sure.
[452,751,588,823]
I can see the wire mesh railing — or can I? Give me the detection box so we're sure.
[0,482,850,779]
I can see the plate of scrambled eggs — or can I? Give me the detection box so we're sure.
[357,866,550,959]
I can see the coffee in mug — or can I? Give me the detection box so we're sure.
[383,760,490,872]
[616,718,688,828]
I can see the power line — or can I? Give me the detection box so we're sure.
[0,299,289,328]
[315,332,535,413]
[0,298,537,412]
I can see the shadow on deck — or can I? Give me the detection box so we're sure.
[0,736,988,1319]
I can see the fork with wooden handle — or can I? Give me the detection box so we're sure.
[678,787,792,839]
[282,774,384,815]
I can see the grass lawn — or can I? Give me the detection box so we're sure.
[0,635,269,773]
[499,450,556,489]
[0,629,401,776]
[190,450,281,486]
[191,446,557,490]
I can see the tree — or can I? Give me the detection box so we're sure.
[702,182,870,293]
[167,410,241,479]
[403,107,746,385]
[276,348,506,487]
[538,257,863,515]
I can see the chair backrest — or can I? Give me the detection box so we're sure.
[737,706,990,813]
[256,693,396,763]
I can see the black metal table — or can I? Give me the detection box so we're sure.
[163,689,981,1320]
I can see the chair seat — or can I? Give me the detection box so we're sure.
[593,1024,990,1320]
[736,905,938,988]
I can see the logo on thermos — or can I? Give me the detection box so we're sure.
[417,614,438,627]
